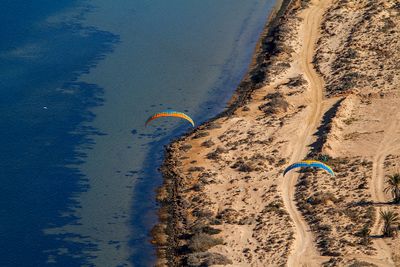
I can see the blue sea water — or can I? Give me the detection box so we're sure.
[0,1,276,266]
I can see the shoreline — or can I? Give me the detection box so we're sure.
[151,0,292,265]
[153,0,400,266]
[44,1,281,267]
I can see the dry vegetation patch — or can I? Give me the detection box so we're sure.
[382,155,400,266]
[296,157,376,265]
[315,0,400,96]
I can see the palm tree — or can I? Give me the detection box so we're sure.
[380,210,399,237]
[384,173,400,203]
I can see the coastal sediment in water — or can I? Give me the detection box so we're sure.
[153,0,400,266]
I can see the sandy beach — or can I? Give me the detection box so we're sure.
[154,0,400,266]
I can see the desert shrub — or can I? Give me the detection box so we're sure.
[186,252,232,267]
[188,166,204,172]
[356,224,371,245]
[344,208,361,223]
[307,192,337,205]
[204,122,222,130]
[264,201,283,212]
[188,167,205,173]
[201,226,222,235]
[345,48,357,59]
[242,106,250,112]
[188,233,223,252]
[348,260,376,267]
[251,69,265,84]
[180,143,192,151]
[192,208,214,219]
[238,163,253,172]
[259,92,289,114]
[286,75,307,88]
[343,117,358,125]
[216,208,240,224]
[191,183,204,192]
[231,160,253,172]
[206,147,226,160]
[201,139,215,148]
[319,224,333,233]
[193,131,210,139]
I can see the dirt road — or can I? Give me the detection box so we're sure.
[368,115,400,266]
[281,0,331,266]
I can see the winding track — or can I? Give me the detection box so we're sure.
[368,114,400,266]
[281,1,331,266]
[281,1,400,266]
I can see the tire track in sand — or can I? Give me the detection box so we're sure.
[282,1,331,266]
[368,114,400,266]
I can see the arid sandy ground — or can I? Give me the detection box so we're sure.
[154,0,400,266]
